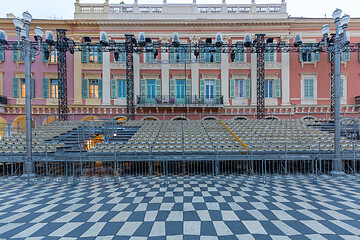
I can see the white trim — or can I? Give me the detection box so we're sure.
[300,73,317,105]
[341,73,347,105]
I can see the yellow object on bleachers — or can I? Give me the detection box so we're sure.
[218,120,248,152]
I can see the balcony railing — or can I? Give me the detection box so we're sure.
[137,95,223,106]
[0,96,7,105]
[356,96,360,105]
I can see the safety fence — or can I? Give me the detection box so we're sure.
[0,154,359,184]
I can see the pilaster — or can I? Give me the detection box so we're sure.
[73,48,82,105]
[190,36,200,97]
[160,36,170,97]
[221,36,230,106]
[102,52,111,105]
[250,53,257,105]
[281,35,291,105]
[134,51,140,100]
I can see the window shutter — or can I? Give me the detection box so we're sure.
[343,50,350,62]
[309,79,314,98]
[299,49,303,62]
[13,43,19,62]
[314,52,320,62]
[215,79,221,104]
[111,79,117,98]
[239,51,245,63]
[340,78,344,97]
[199,46,205,62]
[141,79,146,96]
[81,44,87,63]
[169,47,175,62]
[0,43,4,61]
[169,79,175,97]
[230,78,235,98]
[199,79,205,103]
[42,43,48,62]
[42,78,49,98]
[97,44,103,63]
[145,52,152,64]
[120,52,126,63]
[185,45,190,60]
[13,77,19,98]
[215,48,221,63]
[82,79,88,98]
[274,78,281,98]
[186,78,191,96]
[155,78,161,97]
[98,79,103,98]
[31,78,34,98]
[245,78,251,98]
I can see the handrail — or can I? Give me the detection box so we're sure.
[218,120,248,152]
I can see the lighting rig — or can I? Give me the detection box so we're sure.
[1,32,360,121]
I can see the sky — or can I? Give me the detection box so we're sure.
[0,0,359,20]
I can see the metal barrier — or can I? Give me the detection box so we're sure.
[1,154,359,184]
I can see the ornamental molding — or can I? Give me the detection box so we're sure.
[229,63,251,69]
[112,73,126,79]
[265,73,279,79]
[200,73,220,79]
[82,63,103,70]
[110,63,126,69]
[280,34,290,43]
[231,73,249,79]
[171,73,190,79]
[141,73,160,79]
[140,63,162,69]
[44,72,58,79]
[85,99,102,106]
[265,62,281,69]
[159,35,170,43]
[84,72,102,79]
[15,72,34,78]
[189,36,200,44]
[46,99,58,105]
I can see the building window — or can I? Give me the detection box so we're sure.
[299,44,320,63]
[20,78,26,98]
[265,44,276,62]
[304,78,314,98]
[49,49,57,63]
[50,79,58,98]
[89,46,98,63]
[82,44,102,63]
[89,79,99,98]
[264,80,273,98]
[234,47,246,63]
[118,80,126,98]
[147,80,155,99]
[235,80,244,98]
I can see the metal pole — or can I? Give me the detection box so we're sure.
[332,19,343,175]
[24,19,34,177]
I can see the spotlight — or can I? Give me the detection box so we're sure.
[230,50,235,62]
[83,36,91,43]
[266,38,274,44]
[205,38,212,45]
[114,52,119,61]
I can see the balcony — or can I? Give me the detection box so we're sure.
[0,96,7,114]
[356,96,360,106]
[137,95,223,108]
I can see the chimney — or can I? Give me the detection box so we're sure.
[6,13,15,19]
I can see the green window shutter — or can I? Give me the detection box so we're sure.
[81,44,87,63]
[299,46,303,62]
[185,45,190,60]
[309,79,314,98]
[169,79,175,97]
[141,79,146,96]
[314,52,320,62]
[199,47,205,62]
[215,48,221,63]
[30,43,35,62]
[274,78,281,98]
[155,78,161,97]
[230,78,235,98]
[13,77,19,98]
[82,79,88,98]
[239,51,245,63]
[340,78,344,97]
[42,43,48,62]
[199,79,205,103]
[30,78,34,98]
[13,43,19,62]
[42,78,49,98]
[111,79,117,98]
[0,43,4,61]
[170,47,175,62]
[120,52,126,63]
[343,50,350,62]
[245,78,251,98]
[186,78,191,96]
[97,44,103,63]
[215,79,221,103]
[98,79,103,98]
[145,52,152,64]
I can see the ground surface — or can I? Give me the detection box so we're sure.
[0,177,359,240]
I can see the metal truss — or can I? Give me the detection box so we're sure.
[330,51,335,118]
[125,35,135,120]
[56,29,68,121]
[255,34,265,119]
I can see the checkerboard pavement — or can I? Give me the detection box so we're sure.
[0,177,359,240]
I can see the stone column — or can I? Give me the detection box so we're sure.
[160,36,170,97]
[73,42,83,105]
[190,36,200,98]
[250,53,257,105]
[221,36,230,106]
[102,52,111,105]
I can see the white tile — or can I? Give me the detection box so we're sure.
[87,211,107,222]
[236,234,255,240]
[144,210,157,222]
[160,203,174,211]
[0,213,29,223]
[111,203,130,211]
[272,221,300,236]
[12,223,47,238]
[166,211,183,221]
[248,210,267,220]
[52,212,81,223]
[0,223,24,235]
[116,222,142,236]
[213,221,233,236]
[81,222,106,237]
[330,220,360,235]
[149,221,165,237]
[243,221,267,235]
[49,222,83,237]
[183,221,201,235]
[221,211,239,221]
[109,211,132,222]
[302,221,334,234]
[197,210,211,221]
[271,210,296,220]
